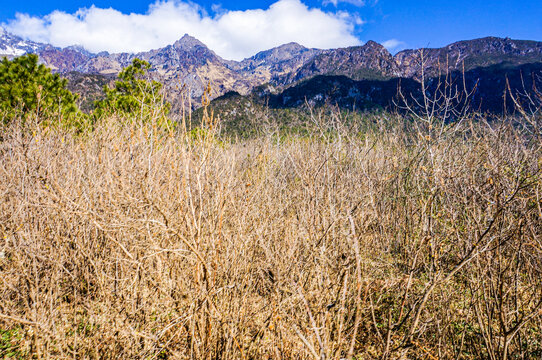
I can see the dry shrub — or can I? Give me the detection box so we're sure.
[0,110,541,359]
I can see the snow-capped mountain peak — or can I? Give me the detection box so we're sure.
[0,28,46,57]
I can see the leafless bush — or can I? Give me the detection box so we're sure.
[0,102,540,359]
[506,72,542,140]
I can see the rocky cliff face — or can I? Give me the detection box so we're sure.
[232,42,323,85]
[395,37,542,79]
[38,45,93,72]
[279,41,401,85]
[240,42,319,69]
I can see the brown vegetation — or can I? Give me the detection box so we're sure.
[0,107,541,359]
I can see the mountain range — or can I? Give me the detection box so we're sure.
[2,27,542,114]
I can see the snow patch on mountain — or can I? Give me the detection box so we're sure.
[0,27,46,56]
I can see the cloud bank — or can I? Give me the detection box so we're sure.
[4,0,362,60]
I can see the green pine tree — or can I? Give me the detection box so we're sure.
[0,54,80,125]
[94,58,171,125]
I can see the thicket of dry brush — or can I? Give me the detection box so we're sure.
[0,108,541,359]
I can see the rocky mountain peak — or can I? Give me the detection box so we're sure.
[173,34,208,51]
[354,41,393,58]
[395,36,542,79]
[272,42,307,54]
[280,39,400,84]
[363,40,385,49]
[250,42,309,63]
[280,42,305,50]
[64,45,95,57]
[233,41,321,78]
[443,36,537,54]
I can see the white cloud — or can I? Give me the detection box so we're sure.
[322,0,366,6]
[3,0,362,61]
[382,39,406,52]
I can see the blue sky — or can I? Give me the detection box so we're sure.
[1,0,541,60]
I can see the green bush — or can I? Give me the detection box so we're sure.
[0,327,26,359]
[0,54,80,126]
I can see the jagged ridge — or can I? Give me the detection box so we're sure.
[2,27,541,112]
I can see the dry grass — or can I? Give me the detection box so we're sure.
[0,111,541,359]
